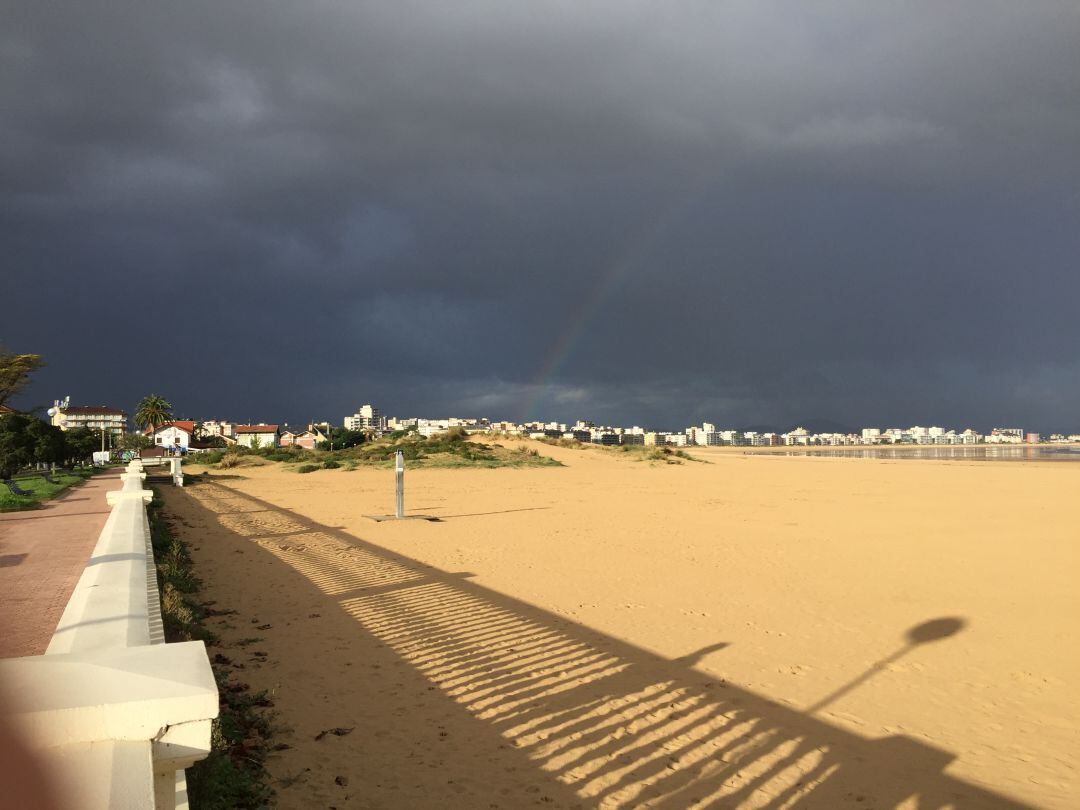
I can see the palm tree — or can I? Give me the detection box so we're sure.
[135,394,173,434]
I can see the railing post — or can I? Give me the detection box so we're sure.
[170,457,184,487]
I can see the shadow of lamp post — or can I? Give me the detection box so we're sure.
[807,617,966,715]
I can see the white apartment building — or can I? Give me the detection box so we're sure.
[784,427,811,445]
[417,418,450,437]
[199,420,235,438]
[683,423,719,446]
[50,401,127,437]
[909,426,931,443]
[590,429,620,445]
[987,428,1024,444]
[344,404,387,434]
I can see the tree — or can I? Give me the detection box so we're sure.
[26,418,66,465]
[317,427,366,451]
[0,413,66,477]
[0,348,45,409]
[63,427,100,462]
[117,431,152,452]
[0,412,35,478]
[135,394,173,434]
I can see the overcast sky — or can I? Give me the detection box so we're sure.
[4,2,1079,431]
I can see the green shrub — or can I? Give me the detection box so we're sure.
[297,464,319,474]
[316,431,564,468]
[323,459,341,469]
[638,446,695,464]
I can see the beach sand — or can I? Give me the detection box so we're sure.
[163,443,1078,808]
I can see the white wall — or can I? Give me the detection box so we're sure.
[154,426,191,449]
[236,432,277,448]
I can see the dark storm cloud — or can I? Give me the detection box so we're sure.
[3,1,1079,430]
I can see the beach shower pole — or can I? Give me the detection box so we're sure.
[395,450,405,518]
[364,450,435,522]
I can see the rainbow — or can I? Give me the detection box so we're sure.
[520,180,716,421]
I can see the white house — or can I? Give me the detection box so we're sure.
[149,421,196,451]
[234,424,279,449]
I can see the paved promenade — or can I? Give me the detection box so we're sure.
[0,470,121,658]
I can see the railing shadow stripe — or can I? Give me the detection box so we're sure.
[180,480,1035,810]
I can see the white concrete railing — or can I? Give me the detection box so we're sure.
[0,459,217,809]
[136,456,184,487]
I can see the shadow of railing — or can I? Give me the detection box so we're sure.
[183,480,1032,809]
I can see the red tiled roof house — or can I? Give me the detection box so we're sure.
[279,427,321,450]
[147,421,197,450]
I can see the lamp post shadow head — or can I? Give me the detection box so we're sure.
[807,616,969,715]
[905,617,965,646]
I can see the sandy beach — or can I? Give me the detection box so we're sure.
[164,442,1078,808]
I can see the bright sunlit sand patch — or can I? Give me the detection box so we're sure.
[168,445,1078,808]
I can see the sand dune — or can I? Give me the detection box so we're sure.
[164,443,1078,808]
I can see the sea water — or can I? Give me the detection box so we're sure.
[743,446,1080,462]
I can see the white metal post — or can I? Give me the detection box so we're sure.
[395,450,405,518]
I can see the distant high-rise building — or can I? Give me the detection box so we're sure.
[344,404,387,434]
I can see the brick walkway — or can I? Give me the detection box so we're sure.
[0,470,121,658]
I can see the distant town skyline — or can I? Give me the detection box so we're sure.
[20,390,1079,441]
